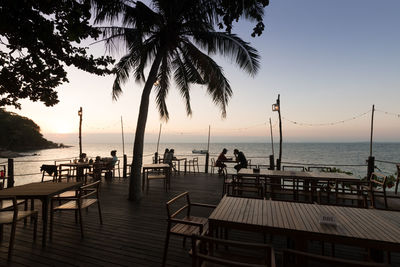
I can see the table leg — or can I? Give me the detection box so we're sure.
[184,160,187,174]
[41,197,49,247]
[142,169,146,191]
[178,161,181,175]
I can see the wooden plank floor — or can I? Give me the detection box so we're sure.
[0,173,399,266]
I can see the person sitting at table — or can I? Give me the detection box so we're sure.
[216,148,229,175]
[78,153,87,163]
[111,150,118,166]
[234,149,247,172]
[163,148,169,163]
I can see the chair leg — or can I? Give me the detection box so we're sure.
[78,208,84,238]
[50,201,54,240]
[33,214,38,241]
[162,230,170,267]
[8,222,17,261]
[97,201,103,224]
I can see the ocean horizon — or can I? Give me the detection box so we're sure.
[1,142,399,186]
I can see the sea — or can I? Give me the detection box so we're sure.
[1,142,399,186]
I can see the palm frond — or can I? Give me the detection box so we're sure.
[181,41,232,118]
[171,51,192,116]
[192,32,260,76]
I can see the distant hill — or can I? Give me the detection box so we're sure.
[0,109,59,151]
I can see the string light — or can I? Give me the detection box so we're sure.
[375,109,400,118]
[282,110,371,127]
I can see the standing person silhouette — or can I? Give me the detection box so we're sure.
[233,149,247,172]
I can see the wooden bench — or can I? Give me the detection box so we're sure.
[162,192,216,267]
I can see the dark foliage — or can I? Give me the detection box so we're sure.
[0,109,58,151]
[0,0,115,109]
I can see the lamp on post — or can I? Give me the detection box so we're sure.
[272,95,282,170]
[78,107,83,158]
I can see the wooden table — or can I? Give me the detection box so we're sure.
[0,182,82,247]
[142,164,171,191]
[59,162,92,182]
[238,169,357,181]
[209,196,400,253]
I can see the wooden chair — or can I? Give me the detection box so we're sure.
[0,197,38,261]
[146,167,170,192]
[50,181,102,238]
[221,168,235,196]
[40,164,58,182]
[281,249,389,267]
[188,157,200,173]
[162,192,216,267]
[230,175,264,199]
[394,163,400,194]
[191,234,276,267]
[364,172,387,209]
[333,180,368,208]
[210,158,216,174]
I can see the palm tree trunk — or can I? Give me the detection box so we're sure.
[129,52,164,201]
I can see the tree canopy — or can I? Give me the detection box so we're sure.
[0,0,115,109]
[0,109,58,151]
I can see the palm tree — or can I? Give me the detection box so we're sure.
[96,0,260,200]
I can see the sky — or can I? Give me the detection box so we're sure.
[6,0,400,144]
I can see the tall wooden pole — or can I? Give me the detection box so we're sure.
[367,105,375,179]
[205,125,211,173]
[369,104,375,157]
[121,116,125,156]
[78,107,82,157]
[277,95,282,170]
[154,124,162,163]
[269,118,274,157]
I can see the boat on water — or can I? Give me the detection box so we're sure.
[192,149,208,154]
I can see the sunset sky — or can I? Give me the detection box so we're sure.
[6,0,400,144]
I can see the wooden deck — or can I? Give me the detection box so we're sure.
[0,173,399,266]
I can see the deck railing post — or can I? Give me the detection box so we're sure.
[276,158,281,171]
[269,155,275,170]
[154,152,158,163]
[7,158,14,188]
[123,154,127,178]
[205,153,209,173]
[367,156,375,179]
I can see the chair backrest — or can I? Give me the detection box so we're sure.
[40,164,58,182]
[395,164,400,194]
[282,249,388,267]
[370,172,387,189]
[166,192,191,220]
[211,158,215,166]
[191,234,275,267]
[0,196,18,222]
[79,180,101,199]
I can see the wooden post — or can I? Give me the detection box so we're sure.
[369,105,375,157]
[269,118,274,157]
[277,95,282,170]
[269,155,275,170]
[205,153,209,174]
[367,156,375,180]
[123,154,127,178]
[78,107,83,157]
[7,158,14,188]
[155,124,162,164]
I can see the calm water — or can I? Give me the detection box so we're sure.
[1,142,399,186]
